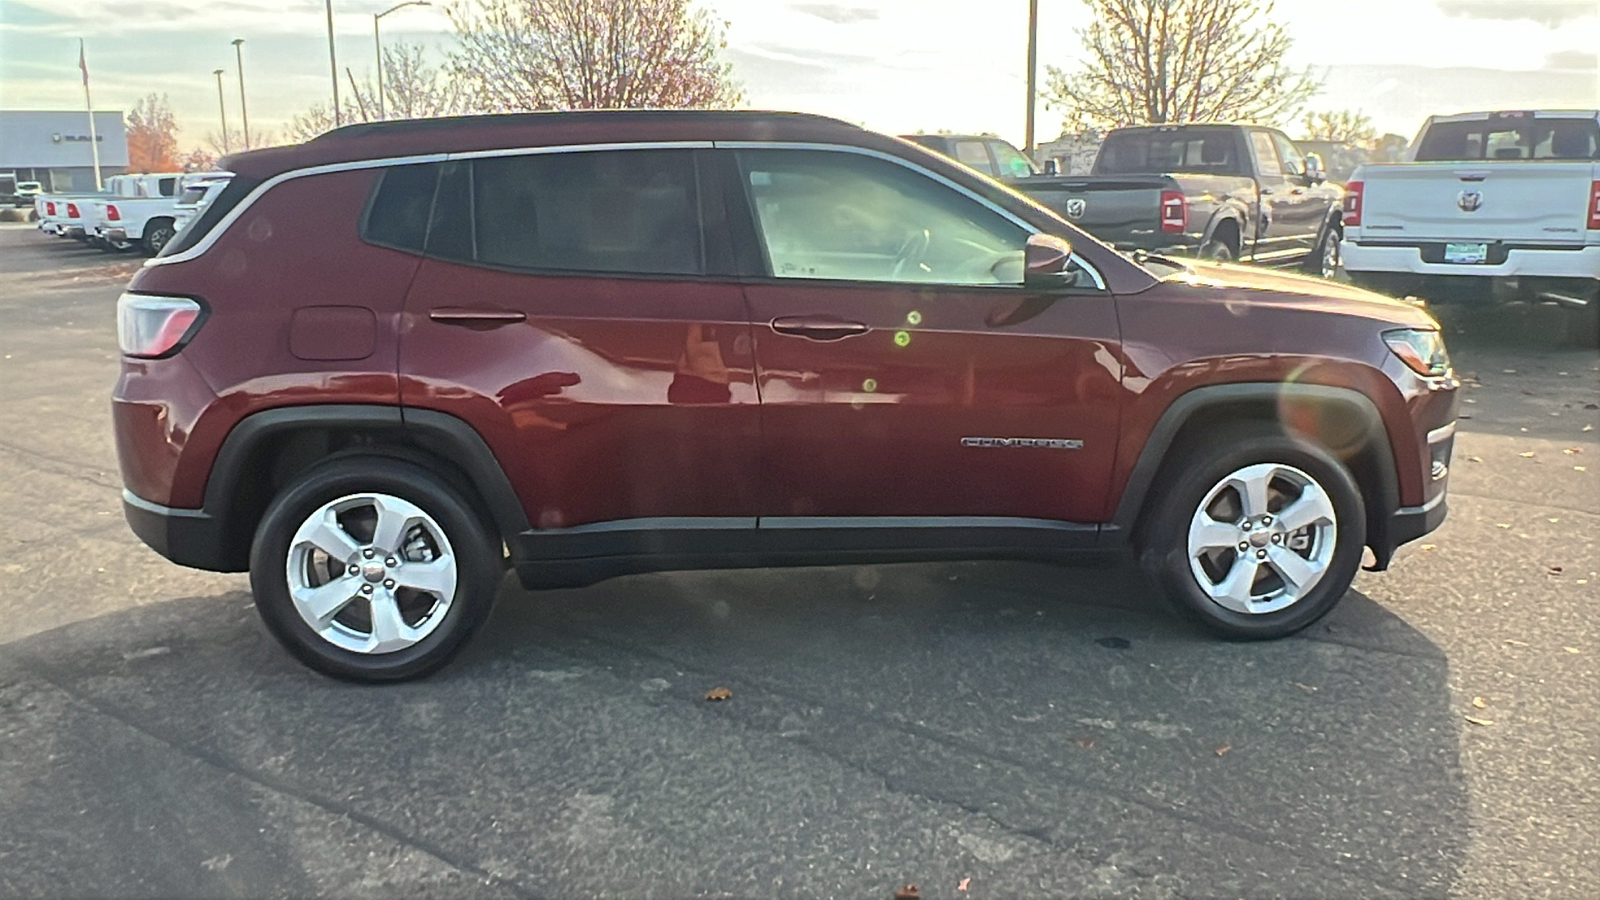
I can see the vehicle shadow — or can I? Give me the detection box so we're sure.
[1,560,1467,899]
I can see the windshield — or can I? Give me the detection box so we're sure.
[1095,127,1245,175]
[1414,117,1600,160]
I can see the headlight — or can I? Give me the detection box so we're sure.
[1383,328,1451,377]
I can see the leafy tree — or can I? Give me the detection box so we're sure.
[126,94,180,172]
[1301,109,1377,146]
[446,0,741,112]
[181,147,218,172]
[1045,0,1317,131]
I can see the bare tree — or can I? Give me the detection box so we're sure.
[127,94,181,172]
[1045,0,1317,131]
[205,127,281,157]
[1300,109,1376,146]
[446,0,741,112]
[378,41,469,119]
[283,102,363,143]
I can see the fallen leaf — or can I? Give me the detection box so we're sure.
[1585,404,1599,412]
[893,884,921,900]
[704,686,732,701]
[1472,696,1487,709]
[957,877,971,892]
[1518,451,1536,458]
[1564,647,1581,654]
[1214,744,1232,757]
[1496,523,1512,529]
[1073,736,1095,749]
[1565,447,1584,455]
[1502,369,1517,374]
[1464,716,1494,726]
[1504,639,1529,646]
[1578,466,1589,472]
[1549,566,1563,575]
[1293,682,1318,692]
[1466,455,1483,463]
[1584,424,1595,432]
[1420,544,1436,551]
[1579,579,1590,585]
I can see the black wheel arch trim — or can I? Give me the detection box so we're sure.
[181,404,530,569]
[1109,383,1403,557]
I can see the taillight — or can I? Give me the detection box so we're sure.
[117,293,205,359]
[66,203,80,218]
[107,204,121,222]
[1588,181,1600,230]
[46,201,56,215]
[1160,190,1187,233]
[1343,181,1363,227]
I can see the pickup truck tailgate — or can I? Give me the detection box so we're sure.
[1359,162,1600,243]
[1020,176,1169,240]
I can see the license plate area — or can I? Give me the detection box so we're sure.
[1443,242,1489,264]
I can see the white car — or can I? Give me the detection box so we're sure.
[1341,109,1600,341]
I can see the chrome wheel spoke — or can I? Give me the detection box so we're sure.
[296,511,362,562]
[1275,488,1335,533]
[292,576,360,626]
[369,496,418,555]
[1190,516,1240,552]
[367,592,413,653]
[1209,555,1261,614]
[394,558,455,599]
[1228,469,1274,519]
[1267,545,1324,592]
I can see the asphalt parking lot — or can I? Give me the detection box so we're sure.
[0,221,1595,900]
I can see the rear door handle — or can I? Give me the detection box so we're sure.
[429,307,527,325]
[770,315,869,341]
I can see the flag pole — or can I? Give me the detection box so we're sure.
[79,39,103,190]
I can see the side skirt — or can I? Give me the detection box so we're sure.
[510,516,1107,589]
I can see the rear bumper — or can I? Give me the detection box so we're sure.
[102,227,129,243]
[1342,240,1600,281]
[122,490,240,573]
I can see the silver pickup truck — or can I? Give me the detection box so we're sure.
[1341,110,1600,342]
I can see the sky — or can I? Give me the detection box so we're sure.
[1,0,1597,152]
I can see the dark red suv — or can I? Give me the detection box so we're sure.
[113,111,1457,681]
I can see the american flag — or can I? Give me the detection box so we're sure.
[78,39,88,86]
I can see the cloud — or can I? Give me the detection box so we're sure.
[1545,50,1598,71]
[1436,0,1593,27]
[791,3,879,25]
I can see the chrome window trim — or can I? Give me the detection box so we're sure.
[144,141,716,268]
[715,140,1107,290]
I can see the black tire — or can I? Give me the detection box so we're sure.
[249,457,501,682]
[143,220,176,256]
[1137,425,1367,639]
[1306,222,1342,279]
[1199,237,1235,263]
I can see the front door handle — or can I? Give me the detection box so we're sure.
[429,307,527,325]
[770,315,869,341]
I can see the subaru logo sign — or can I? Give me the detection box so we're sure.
[1064,198,1088,220]
[1457,191,1483,213]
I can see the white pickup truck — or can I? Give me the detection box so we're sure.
[1341,110,1600,341]
[85,172,190,255]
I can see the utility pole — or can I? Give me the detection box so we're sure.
[232,39,250,149]
[1025,0,1039,154]
[213,69,230,154]
[326,0,342,126]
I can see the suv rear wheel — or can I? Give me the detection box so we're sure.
[1139,427,1366,639]
[249,457,500,681]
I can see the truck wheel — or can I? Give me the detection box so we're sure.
[1199,239,1234,263]
[1138,426,1366,639]
[1307,224,1342,279]
[143,220,176,256]
[249,457,501,682]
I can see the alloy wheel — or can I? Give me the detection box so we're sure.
[1185,462,1338,615]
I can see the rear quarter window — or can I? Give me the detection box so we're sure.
[360,163,441,254]
[158,175,258,258]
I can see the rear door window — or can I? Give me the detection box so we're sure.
[465,150,704,275]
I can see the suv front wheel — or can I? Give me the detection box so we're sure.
[1139,428,1366,639]
[249,457,501,681]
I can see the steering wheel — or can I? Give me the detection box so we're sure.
[890,228,931,279]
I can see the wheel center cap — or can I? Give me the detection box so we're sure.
[361,561,387,583]
[1248,529,1272,549]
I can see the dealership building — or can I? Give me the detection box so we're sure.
[0,110,128,191]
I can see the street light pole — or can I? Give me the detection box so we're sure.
[325,0,342,126]
[374,2,432,122]
[213,68,230,154]
[232,38,250,149]
[1024,0,1039,154]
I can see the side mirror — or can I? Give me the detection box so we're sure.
[1042,159,1059,176]
[1304,153,1325,184]
[1024,233,1080,289]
